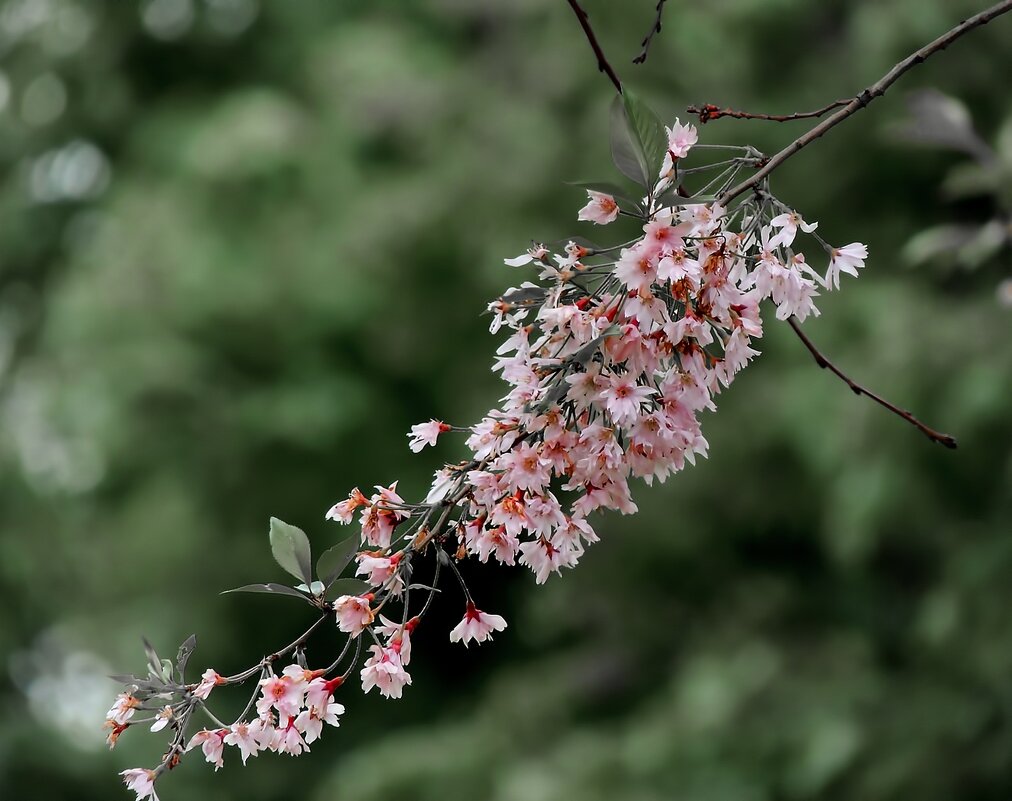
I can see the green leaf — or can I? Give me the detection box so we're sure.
[539,380,570,409]
[623,91,668,182]
[110,673,149,685]
[142,637,164,680]
[175,634,197,680]
[327,577,371,597]
[269,517,313,585]
[317,534,360,588]
[221,583,313,601]
[570,327,622,367]
[610,92,666,188]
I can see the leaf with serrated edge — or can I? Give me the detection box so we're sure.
[317,535,359,588]
[142,637,164,680]
[222,583,313,602]
[622,91,668,184]
[175,634,197,680]
[269,517,313,585]
[610,95,651,187]
[327,578,371,598]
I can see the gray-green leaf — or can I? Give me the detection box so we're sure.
[328,577,372,598]
[610,92,666,188]
[269,517,313,585]
[221,583,313,601]
[317,534,360,588]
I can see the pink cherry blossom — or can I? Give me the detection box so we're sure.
[120,768,158,800]
[333,594,374,636]
[600,373,656,424]
[193,668,224,700]
[106,692,139,725]
[374,614,414,664]
[223,720,262,765]
[407,419,451,452]
[360,644,412,699]
[272,715,310,756]
[187,728,227,770]
[825,242,868,290]
[449,602,508,646]
[660,118,699,175]
[355,552,400,588]
[150,706,173,733]
[503,243,549,267]
[577,191,620,225]
[768,210,818,248]
[519,537,573,584]
[325,487,368,524]
[295,700,344,744]
[256,672,305,719]
[106,108,877,786]
[614,245,657,292]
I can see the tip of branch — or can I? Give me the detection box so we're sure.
[936,434,958,450]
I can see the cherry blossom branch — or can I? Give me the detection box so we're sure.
[786,316,957,449]
[565,0,624,94]
[223,613,330,684]
[686,99,850,124]
[718,0,1012,205]
[633,0,669,64]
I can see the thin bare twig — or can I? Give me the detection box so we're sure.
[718,0,1012,205]
[686,99,850,124]
[565,0,624,94]
[786,317,957,449]
[633,0,669,64]
[561,1,977,447]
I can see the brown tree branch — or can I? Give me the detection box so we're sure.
[717,0,1012,205]
[686,99,850,124]
[786,317,957,448]
[633,0,669,64]
[565,0,624,94]
[561,0,976,450]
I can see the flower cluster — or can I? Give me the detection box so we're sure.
[110,664,345,800]
[112,114,867,800]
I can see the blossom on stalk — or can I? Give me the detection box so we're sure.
[150,706,173,733]
[449,602,508,646]
[108,109,872,796]
[106,692,139,725]
[825,242,868,289]
[224,720,263,765]
[577,190,620,225]
[256,669,306,718]
[194,668,225,700]
[360,644,411,699]
[408,420,451,452]
[187,729,227,770]
[325,488,368,524]
[768,210,818,248]
[120,768,158,800]
[660,118,699,175]
[333,594,374,635]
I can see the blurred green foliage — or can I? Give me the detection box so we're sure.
[1,1,1010,799]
